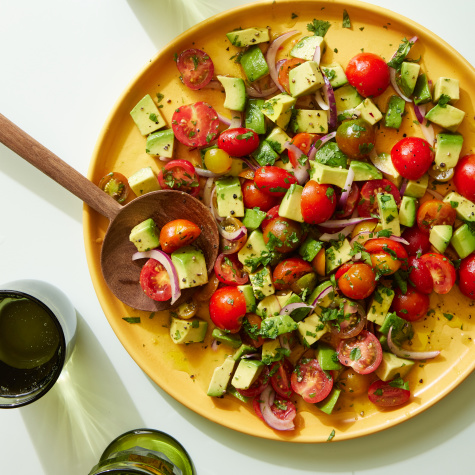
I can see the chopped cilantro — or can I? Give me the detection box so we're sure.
[307,19,331,37]
[122,317,141,324]
[342,9,351,28]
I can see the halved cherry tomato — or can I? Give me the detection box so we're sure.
[291,358,333,403]
[236,365,269,398]
[176,48,214,90]
[263,217,303,253]
[287,132,320,168]
[261,205,280,230]
[330,300,366,339]
[312,247,326,276]
[459,253,475,300]
[370,252,401,275]
[301,181,337,224]
[334,183,360,219]
[419,253,456,294]
[139,258,172,302]
[392,287,430,321]
[270,359,294,399]
[278,58,306,93]
[357,179,401,217]
[337,263,376,300]
[337,330,382,374]
[368,379,410,407]
[157,159,200,196]
[98,172,130,203]
[218,128,260,157]
[171,102,219,147]
[407,256,433,294]
[214,253,248,285]
[337,368,371,396]
[416,200,456,233]
[254,166,297,197]
[272,257,313,290]
[252,396,265,422]
[209,286,247,333]
[242,179,280,212]
[219,217,247,255]
[345,52,390,98]
[454,154,475,202]
[159,219,201,253]
[401,226,431,255]
[391,137,434,180]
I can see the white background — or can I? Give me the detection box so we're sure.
[1,1,475,474]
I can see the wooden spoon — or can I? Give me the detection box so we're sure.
[0,114,219,311]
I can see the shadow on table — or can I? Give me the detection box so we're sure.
[19,313,145,475]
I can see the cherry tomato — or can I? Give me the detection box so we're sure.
[176,48,214,90]
[272,257,313,291]
[330,300,366,339]
[337,263,376,300]
[334,183,360,219]
[338,368,371,396]
[261,205,280,230]
[203,148,232,174]
[242,180,280,212]
[364,238,408,261]
[139,258,172,302]
[454,154,475,202]
[209,286,247,333]
[390,137,434,180]
[392,287,430,321]
[370,252,401,275]
[252,396,265,422]
[241,313,265,348]
[345,52,390,98]
[254,166,297,197]
[401,226,431,255]
[312,247,326,276]
[407,256,433,294]
[157,159,200,196]
[459,253,475,300]
[192,272,220,302]
[254,392,297,427]
[419,253,456,294]
[287,132,320,168]
[236,365,269,398]
[278,58,306,93]
[263,217,303,253]
[218,128,260,157]
[335,118,376,159]
[301,181,337,224]
[159,219,201,254]
[357,179,401,217]
[270,359,294,399]
[416,200,456,233]
[219,217,247,255]
[337,330,383,374]
[291,358,333,403]
[171,102,219,147]
[335,262,354,281]
[98,172,130,203]
[368,379,410,407]
[214,253,248,286]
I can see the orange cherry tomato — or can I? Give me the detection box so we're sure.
[159,219,201,254]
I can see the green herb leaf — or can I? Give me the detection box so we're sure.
[307,19,331,37]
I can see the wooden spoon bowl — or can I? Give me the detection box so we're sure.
[0,114,219,311]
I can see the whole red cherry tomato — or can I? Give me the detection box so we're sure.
[345,52,390,98]
[301,181,337,224]
[209,286,247,333]
[254,166,297,197]
[459,253,475,300]
[391,137,434,180]
[454,154,475,202]
[218,128,259,157]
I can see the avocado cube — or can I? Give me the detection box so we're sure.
[237,229,268,272]
[297,313,328,347]
[249,265,275,300]
[354,98,383,125]
[215,176,244,218]
[245,99,266,134]
[171,246,208,290]
[242,207,267,232]
[290,109,328,134]
[279,184,304,223]
[368,152,403,187]
[334,84,363,114]
[310,161,349,189]
[237,284,257,313]
[146,128,175,158]
[349,160,382,181]
[434,133,463,170]
[128,166,161,196]
[129,218,160,252]
[233,344,256,361]
[404,173,429,199]
[130,94,166,136]
[217,76,247,112]
[443,191,475,222]
[256,294,281,319]
[325,239,353,273]
[290,36,325,61]
[260,314,298,339]
[413,73,432,105]
[433,77,460,104]
[451,224,475,259]
[321,62,348,89]
[252,140,279,166]
[227,158,249,177]
[265,126,292,154]
[425,103,465,132]
[299,236,323,262]
[170,317,208,344]
[226,386,250,403]
[316,343,342,371]
[289,61,325,98]
[261,339,283,365]
[207,355,236,397]
[377,193,401,237]
[226,27,270,47]
[379,312,414,344]
[430,225,453,254]
[231,359,264,390]
[261,94,297,130]
[367,285,395,326]
[308,281,336,309]
[240,45,269,82]
[315,387,341,414]
[211,328,242,349]
[396,62,421,97]
[399,196,417,228]
[384,95,405,129]
[375,352,414,382]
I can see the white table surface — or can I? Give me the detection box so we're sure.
[1,1,474,474]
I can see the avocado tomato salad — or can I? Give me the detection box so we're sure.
[108,16,475,433]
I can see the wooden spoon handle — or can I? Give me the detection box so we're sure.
[0,113,121,221]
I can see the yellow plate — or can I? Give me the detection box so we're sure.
[84,0,475,442]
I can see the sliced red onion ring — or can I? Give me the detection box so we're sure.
[217,113,232,126]
[132,250,181,304]
[202,177,214,207]
[218,224,247,242]
[195,167,227,178]
[318,217,375,228]
[399,178,408,196]
[388,327,440,360]
[157,156,173,162]
[229,112,243,129]
[204,80,224,91]
[322,73,337,130]
[312,284,334,306]
[414,103,426,123]
[246,83,279,98]
[210,186,224,222]
[315,88,330,110]
[259,386,295,431]
[339,167,355,207]
[283,141,310,184]
[312,44,321,64]
[266,30,300,92]
[240,158,259,172]
[426,188,444,201]
[319,224,355,242]
[211,339,220,351]
[388,235,409,245]
[413,104,435,145]
[280,302,315,316]
[308,131,337,160]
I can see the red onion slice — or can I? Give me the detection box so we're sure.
[318,217,375,228]
[388,327,440,360]
[388,235,409,245]
[283,141,310,185]
[308,131,337,160]
[349,231,373,246]
[259,386,295,431]
[312,284,334,306]
[158,156,173,162]
[339,167,355,207]
[246,83,279,98]
[217,113,232,126]
[218,224,247,242]
[210,186,224,222]
[399,178,408,196]
[319,224,355,242]
[322,73,337,130]
[414,103,426,123]
[266,30,300,92]
[280,302,315,316]
[312,44,321,64]
[229,112,243,129]
[315,88,330,110]
[132,249,181,304]
[426,189,444,201]
[202,177,214,207]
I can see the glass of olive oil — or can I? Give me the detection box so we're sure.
[0,280,77,408]
[88,428,195,475]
